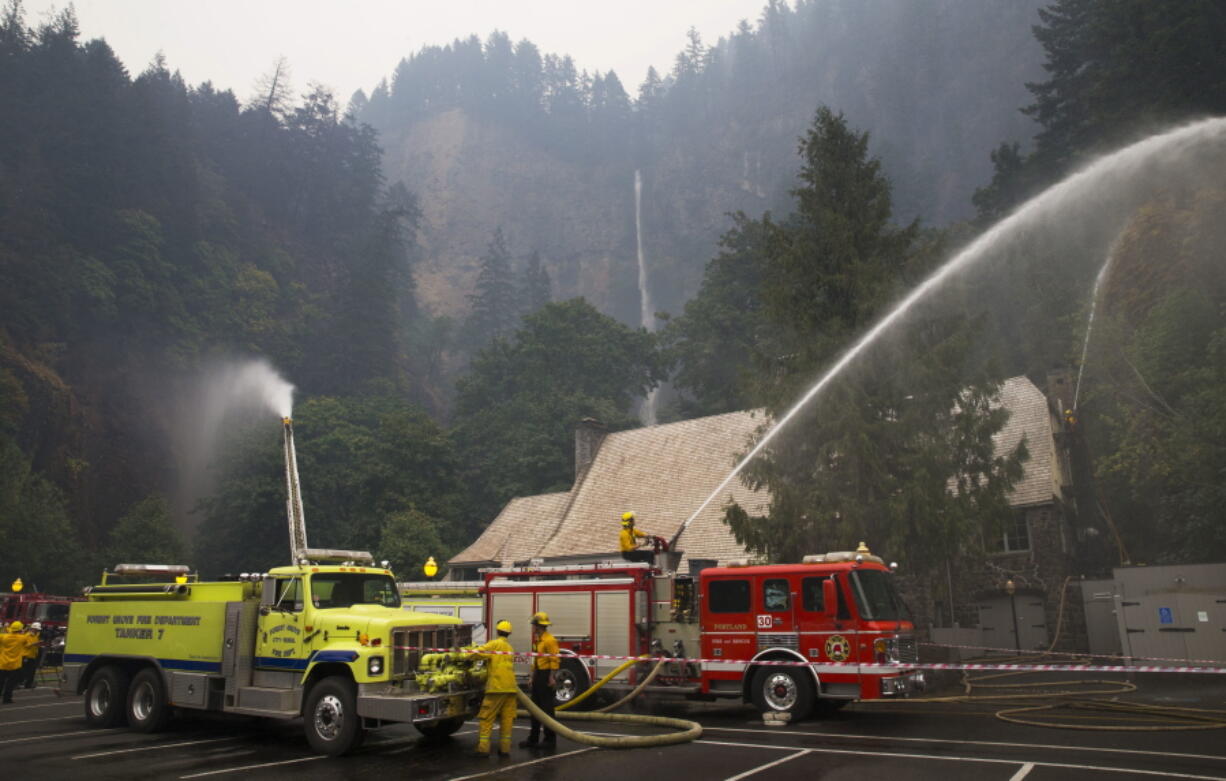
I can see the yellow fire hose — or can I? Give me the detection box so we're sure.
[515,656,703,748]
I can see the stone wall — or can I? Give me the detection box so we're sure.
[896,503,1089,654]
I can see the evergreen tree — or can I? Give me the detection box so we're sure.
[453,299,663,524]
[668,108,1024,563]
[464,227,518,348]
[518,250,552,316]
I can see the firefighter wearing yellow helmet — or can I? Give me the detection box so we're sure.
[619,511,652,564]
[0,620,38,703]
[472,619,516,757]
[520,612,558,748]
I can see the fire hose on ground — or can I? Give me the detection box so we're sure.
[513,655,703,748]
[419,652,702,748]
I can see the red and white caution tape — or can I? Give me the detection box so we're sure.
[400,646,1226,674]
[920,640,1226,669]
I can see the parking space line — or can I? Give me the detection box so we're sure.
[73,736,245,759]
[703,726,1226,763]
[724,749,812,781]
[698,738,1225,780]
[447,746,596,781]
[0,728,116,745]
[2,716,77,726]
[1009,763,1035,781]
[178,754,326,778]
[1,700,80,711]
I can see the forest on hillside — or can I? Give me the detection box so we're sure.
[0,0,1224,593]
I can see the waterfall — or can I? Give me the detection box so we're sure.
[635,169,658,426]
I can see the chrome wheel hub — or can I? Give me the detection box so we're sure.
[313,694,344,740]
[763,672,798,711]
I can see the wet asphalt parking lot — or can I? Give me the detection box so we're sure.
[5,675,1226,780]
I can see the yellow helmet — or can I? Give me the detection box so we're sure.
[621,511,635,526]
[495,619,512,634]
[530,611,551,627]
[9,620,23,632]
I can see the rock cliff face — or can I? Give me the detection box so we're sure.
[381,109,645,322]
[371,1,1049,326]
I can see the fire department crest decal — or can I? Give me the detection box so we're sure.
[824,634,850,662]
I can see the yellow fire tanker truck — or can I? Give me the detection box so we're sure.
[61,419,482,756]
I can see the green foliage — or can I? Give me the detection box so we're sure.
[103,494,186,568]
[672,107,1024,565]
[464,227,519,349]
[976,0,1226,220]
[377,507,448,582]
[0,437,86,593]
[661,213,767,417]
[453,299,663,522]
[518,250,552,317]
[195,393,462,576]
[0,3,429,589]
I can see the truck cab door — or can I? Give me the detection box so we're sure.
[756,577,796,648]
[798,575,858,673]
[256,576,307,670]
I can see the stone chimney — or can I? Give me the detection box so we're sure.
[574,418,608,484]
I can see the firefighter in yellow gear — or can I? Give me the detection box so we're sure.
[619,511,652,564]
[19,621,42,689]
[473,619,517,757]
[0,621,38,703]
[520,612,559,748]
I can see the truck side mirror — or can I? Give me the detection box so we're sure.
[261,577,276,606]
[822,578,837,615]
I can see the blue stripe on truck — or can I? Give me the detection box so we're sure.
[62,653,222,673]
[254,650,358,670]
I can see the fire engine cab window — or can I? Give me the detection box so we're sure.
[32,603,69,623]
[708,579,750,613]
[801,577,826,612]
[763,579,789,611]
[274,578,303,611]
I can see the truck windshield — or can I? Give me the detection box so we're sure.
[311,573,401,609]
[32,603,69,622]
[849,569,910,622]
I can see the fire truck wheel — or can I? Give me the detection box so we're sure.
[554,658,590,708]
[750,666,814,719]
[83,665,130,727]
[414,716,466,739]
[127,668,170,733]
[303,676,363,756]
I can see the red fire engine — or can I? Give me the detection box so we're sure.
[481,543,924,718]
[0,591,80,632]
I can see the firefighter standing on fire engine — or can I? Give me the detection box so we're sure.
[473,620,517,757]
[619,511,653,564]
[520,612,558,748]
[0,621,38,703]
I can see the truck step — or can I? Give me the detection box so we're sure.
[234,685,300,714]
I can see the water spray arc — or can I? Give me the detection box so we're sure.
[670,117,1226,550]
[1073,241,1121,410]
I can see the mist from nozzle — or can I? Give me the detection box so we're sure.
[170,358,295,536]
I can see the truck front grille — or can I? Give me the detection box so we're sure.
[897,636,917,664]
[392,624,473,678]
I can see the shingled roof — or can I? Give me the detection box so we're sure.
[994,375,1065,507]
[449,492,572,566]
[450,376,1064,571]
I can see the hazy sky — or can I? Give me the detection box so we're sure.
[23,1,769,105]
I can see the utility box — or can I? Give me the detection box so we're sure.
[1110,563,1226,664]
